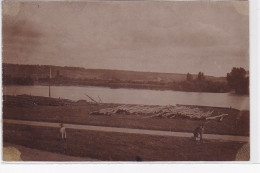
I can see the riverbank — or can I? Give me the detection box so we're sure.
[3,95,249,136]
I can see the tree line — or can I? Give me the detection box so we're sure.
[185,67,249,94]
[3,75,34,85]
[226,67,249,94]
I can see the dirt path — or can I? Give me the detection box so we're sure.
[3,142,98,161]
[3,119,249,142]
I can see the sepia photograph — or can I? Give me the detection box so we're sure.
[2,0,250,161]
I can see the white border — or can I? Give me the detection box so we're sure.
[249,0,259,163]
[0,0,260,172]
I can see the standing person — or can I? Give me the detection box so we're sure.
[193,124,205,143]
[60,123,66,141]
[193,126,200,141]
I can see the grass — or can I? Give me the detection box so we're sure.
[3,123,246,161]
[3,95,249,161]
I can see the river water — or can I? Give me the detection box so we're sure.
[3,85,249,110]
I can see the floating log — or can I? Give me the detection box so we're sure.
[206,114,228,120]
[85,94,99,104]
[98,96,102,103]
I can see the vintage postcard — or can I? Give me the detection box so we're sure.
[2,0,249,161]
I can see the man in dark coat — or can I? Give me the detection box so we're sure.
[193,125,205,143]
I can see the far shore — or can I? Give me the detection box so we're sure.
[3,78,231,94]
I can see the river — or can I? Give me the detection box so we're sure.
[3,85,249,110]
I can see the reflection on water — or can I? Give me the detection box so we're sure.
[4,85,249,110]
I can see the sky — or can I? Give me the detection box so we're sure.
[2,1,249,77]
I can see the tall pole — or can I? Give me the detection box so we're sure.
[49,66,51,97]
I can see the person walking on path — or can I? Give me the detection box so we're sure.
[60,123,67,141]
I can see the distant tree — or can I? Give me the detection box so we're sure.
[197,72,205,81]
[186,73,193,81]
[227,67,249,94]
[201,72,205,79]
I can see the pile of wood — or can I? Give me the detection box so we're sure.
[91,104,215,120]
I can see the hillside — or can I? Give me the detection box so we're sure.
[3,63,226,83]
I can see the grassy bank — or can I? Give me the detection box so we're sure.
[3,123,246,161]
[3,95,249,136]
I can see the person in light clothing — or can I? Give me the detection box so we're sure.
[60,123,66,141]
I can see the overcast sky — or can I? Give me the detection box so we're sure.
[2,1,249,77]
